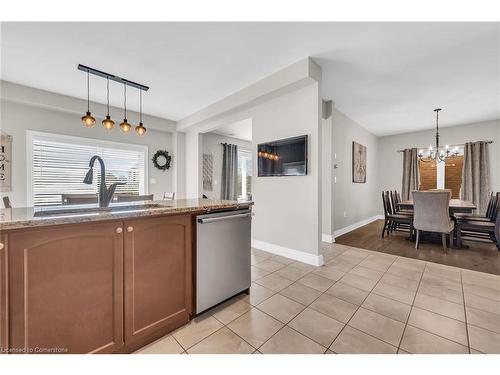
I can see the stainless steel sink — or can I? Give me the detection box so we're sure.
[34,203,170,217]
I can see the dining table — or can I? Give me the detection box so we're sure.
[398,198,477,248]
[398,199,476,214]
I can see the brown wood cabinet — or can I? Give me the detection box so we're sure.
[2,213,194,354]
[0,232,7,352]
[123,215,193,351]
[8,222,124,354]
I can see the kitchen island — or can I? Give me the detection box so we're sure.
[0,199,252,354]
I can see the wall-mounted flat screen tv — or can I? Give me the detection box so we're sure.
[257,135,308,177]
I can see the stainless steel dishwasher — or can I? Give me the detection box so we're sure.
[196,208,252,314]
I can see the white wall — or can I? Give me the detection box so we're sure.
[201,132,252,200]
[251,83,322,261]
[184,131,202,199]
[332,107,380,231]
[1,82,177,207]
[181,58,323,265]
[321,101,335,241]
[172,132,186,199]
[182,82,323,264]
[378,119,500,201]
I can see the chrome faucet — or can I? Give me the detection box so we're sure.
[83,155,126,208]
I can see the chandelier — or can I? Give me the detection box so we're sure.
[78,64,148,136]
[418,108,459,163]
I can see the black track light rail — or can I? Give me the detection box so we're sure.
[78,64,149,91]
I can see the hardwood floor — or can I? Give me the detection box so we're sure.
[335,219,500,275]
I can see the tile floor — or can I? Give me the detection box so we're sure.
[136,243,500,354]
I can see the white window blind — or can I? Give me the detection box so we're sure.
[28,131,147,207]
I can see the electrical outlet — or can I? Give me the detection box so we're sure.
[343,211,347,217]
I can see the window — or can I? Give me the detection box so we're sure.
[418,154,464,198]
[237,149,252,200]
[28,131,148,207]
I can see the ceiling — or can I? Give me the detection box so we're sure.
[210,118,252,142]
[1,22,499,136]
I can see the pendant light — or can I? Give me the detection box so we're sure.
[119,83,132,133]
[135,89,147,136]
[81,71,96,127]
[102,77,115,130]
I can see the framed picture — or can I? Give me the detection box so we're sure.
[202,153,214,191]
[0,134,12,192]
[352,141,367,183]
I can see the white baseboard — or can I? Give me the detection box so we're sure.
[333,215,384,238]
[322,234,335,243]
[251,239,325,266]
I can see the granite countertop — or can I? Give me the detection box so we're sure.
[0,199,253,231]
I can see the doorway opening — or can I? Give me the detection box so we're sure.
[200,118,253,201]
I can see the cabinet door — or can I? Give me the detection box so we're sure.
[124,215,192,348]
[8,222,124,354]
[0,233,7,353]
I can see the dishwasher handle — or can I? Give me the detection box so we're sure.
[198,212,253,224]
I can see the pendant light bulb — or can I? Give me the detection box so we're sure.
[135,89,147,136]
[135,122,147,136]
[82,71,96,128]
[120,121,132,133]
[103,115,115,130]
[119,83,132,133]
[102,77,114,130]
[82,112,96,128]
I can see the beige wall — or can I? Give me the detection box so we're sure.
[331,107,380,231]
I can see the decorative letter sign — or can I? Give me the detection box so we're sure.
[0,134,12,192]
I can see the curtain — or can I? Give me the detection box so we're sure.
[401,148,420,201]
[461,141,490,214]
[221,143,238,200]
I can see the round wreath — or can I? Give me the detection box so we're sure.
[152,150,172,171]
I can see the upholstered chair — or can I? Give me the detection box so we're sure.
[412,190,454,252]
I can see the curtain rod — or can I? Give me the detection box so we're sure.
[220,142,238,146]
[396,140,493,153]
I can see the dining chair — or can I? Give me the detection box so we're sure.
[61,193,98,205]
[390,190,412,216]
[163,192,175,200]
[456,194,500,250]
[382,191,414,238]
[412,190,454,253]
[114,194,154,203]
[2,196,12,208]
[454,192,498,222]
